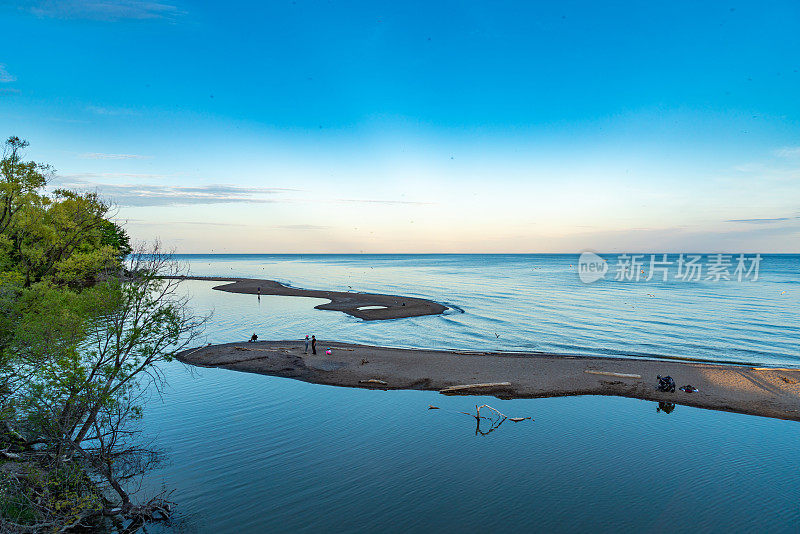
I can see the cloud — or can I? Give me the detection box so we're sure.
[276,224,330,231]
[23,0,184,21]
[0,64,16,83]
[86,105,137,116]
[715,223,800,239]
[726,217,794,224]
[79,153,150,160]
[55,174,298,206]
[730,162,800,182]
[53,172,169,183]
[773,147,800,158]
[337,198,432,206]
[571,222,800,253]
[127,220,251,227]
[0,88,21,95]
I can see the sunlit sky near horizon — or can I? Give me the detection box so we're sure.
[1,0,799,252]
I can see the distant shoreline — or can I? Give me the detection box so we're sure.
[164,276,448,320]
[178,340,800,422]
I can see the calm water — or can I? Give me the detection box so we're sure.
[177,253,800,366]
[137,255,800,533]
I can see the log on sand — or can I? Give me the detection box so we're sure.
[440,382,512,394]
[584,370,642,379]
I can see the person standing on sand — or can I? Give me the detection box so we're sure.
[304,335,309,354]
[311,335,317,355]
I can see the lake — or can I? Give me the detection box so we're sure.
[139,255,800,532]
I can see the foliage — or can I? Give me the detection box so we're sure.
[0,137,131,288]
[0,137,50,238]
[1,464,104,531]
[0,137,204,532]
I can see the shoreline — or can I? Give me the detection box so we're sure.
[166,276,448,320]
[177,340,800,422]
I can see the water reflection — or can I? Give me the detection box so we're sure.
[456,404,532,436]
[135,268,800,533]
[656,401,676,414]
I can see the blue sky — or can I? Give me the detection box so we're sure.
[1,0,799,252]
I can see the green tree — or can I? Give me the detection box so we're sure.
[0,137,50,237]
[0,138,204,532]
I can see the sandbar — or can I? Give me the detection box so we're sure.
[168,276,447,320]
[177,340,800,422]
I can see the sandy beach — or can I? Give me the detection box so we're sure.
[168,276,447,320]
[178,340,800,421]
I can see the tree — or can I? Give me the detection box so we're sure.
[0,137,205,531]
[0,137,50,237]
[3,245,206,530]
[0,137,123,288]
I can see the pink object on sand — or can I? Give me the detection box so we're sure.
[326,349,332,355]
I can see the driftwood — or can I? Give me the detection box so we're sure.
[459,404,532,435]
[468,404,531,422]
[234,346,290,353]
[439,382,511,394]
[359,379,388,385]
[330,347,356,351]
[584,370,641,379]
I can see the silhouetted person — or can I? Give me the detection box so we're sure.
[311,335,317,355]
[304,335,309,354]
[249,333,258,343]
[656,375,676,393]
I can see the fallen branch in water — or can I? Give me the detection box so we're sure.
[459,404,532,422]
[457,404,532,436]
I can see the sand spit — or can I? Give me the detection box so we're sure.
[167,276,447,320]
[178,340,800,422]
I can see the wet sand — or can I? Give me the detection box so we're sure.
[168,276,447,320]
[178,340,800,422]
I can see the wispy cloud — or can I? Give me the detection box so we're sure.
[23,0,184,21]
[174,221,250,227]
[54,172,169,182]
[337,198,432,206]
[86,105,138,116]
[126,220,251,227]
[79,152,150,160]
[55,174,298,206]
[773,147,800,158]
[730,162,800,182]
[0,64,16,83]
[713,223,800,239]
[0,88,21,95]
[276,224,330,231]
[726,217,795,224]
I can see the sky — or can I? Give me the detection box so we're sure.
[1,0,799,253]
